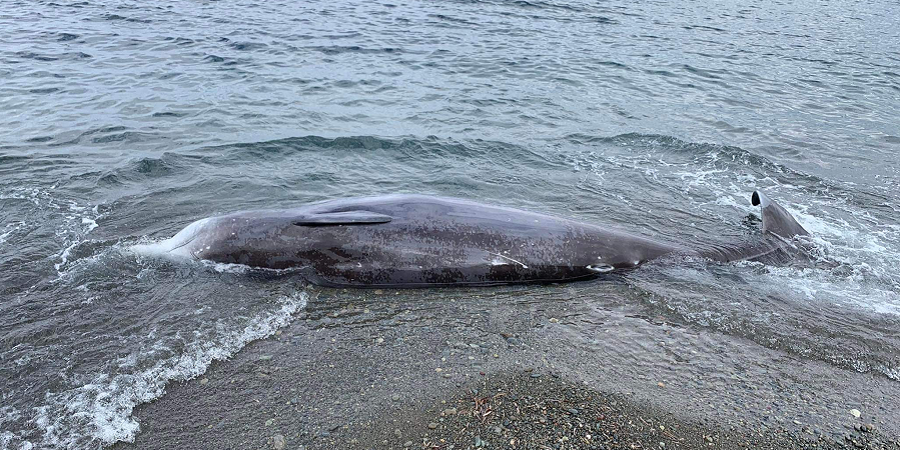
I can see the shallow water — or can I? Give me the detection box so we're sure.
[1,0,899,448]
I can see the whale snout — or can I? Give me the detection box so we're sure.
[131,217,213,259]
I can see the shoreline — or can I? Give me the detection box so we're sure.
[113,288,900,450]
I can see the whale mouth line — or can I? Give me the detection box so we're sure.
[168,236,196,254]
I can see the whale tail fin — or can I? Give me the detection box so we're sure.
[699,191,811,264]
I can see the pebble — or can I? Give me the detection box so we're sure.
[428,422,438,429]
[376,337,384,344]
[391,394,401,401]
[443,407,458,416]
[849,408,861,418]
[375,289,384,294]
[259,355,273,361]
[567,408,579,415]
[474,436,487,447]
[404,441,413,447]
[657,382,665,388]
[265,419,274,427]
[199,378,208,385]
[272,434,286,450]
[549,318,559,323]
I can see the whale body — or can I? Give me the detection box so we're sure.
[138,191,809,288]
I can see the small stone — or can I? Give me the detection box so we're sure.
[530,373,541,378]
[793,420,802,425]
[443,407,458,416]
[265,419,274,427]
[376,337,384,344]
[862,423,875,433]
[657,382,665,388]
[428,422,438,429]
[259,355,273,361]
[849,409,861,418]
[549,318,559,323]
[474,436,487,447]
[493,353,499,358]
[391,394,401,401]
[435,367,443,373]
[199,378,208,385]
[404,441,413,447]
[567,408,579,415]
[272,434,286,450]
[375,289,384,294]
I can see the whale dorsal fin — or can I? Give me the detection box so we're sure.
[699,191,811,264]
[293,210,392,226]
[751,191,809,239]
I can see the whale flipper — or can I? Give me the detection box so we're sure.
[292,211,393,226]
[751,191,809,240]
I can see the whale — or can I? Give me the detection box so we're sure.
[136,191,810,288]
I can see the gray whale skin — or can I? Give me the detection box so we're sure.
[148,191,809,288]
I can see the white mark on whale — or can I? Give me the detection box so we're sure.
[487,251,528,269]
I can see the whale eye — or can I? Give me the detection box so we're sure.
[586,264,615,273]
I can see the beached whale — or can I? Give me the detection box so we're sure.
[136,191,809,287]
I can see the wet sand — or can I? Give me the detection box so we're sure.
[114,287,900,449]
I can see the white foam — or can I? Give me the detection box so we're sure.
[0,221,25,245]
[81,217,98,233]
[53,241,79,273]
[27,292,307,450]
[0,406,25,450]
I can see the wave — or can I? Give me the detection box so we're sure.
[6,293,307,450]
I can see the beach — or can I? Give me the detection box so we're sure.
[116,288,899,450]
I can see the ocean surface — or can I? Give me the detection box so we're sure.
[1,0,899,448]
